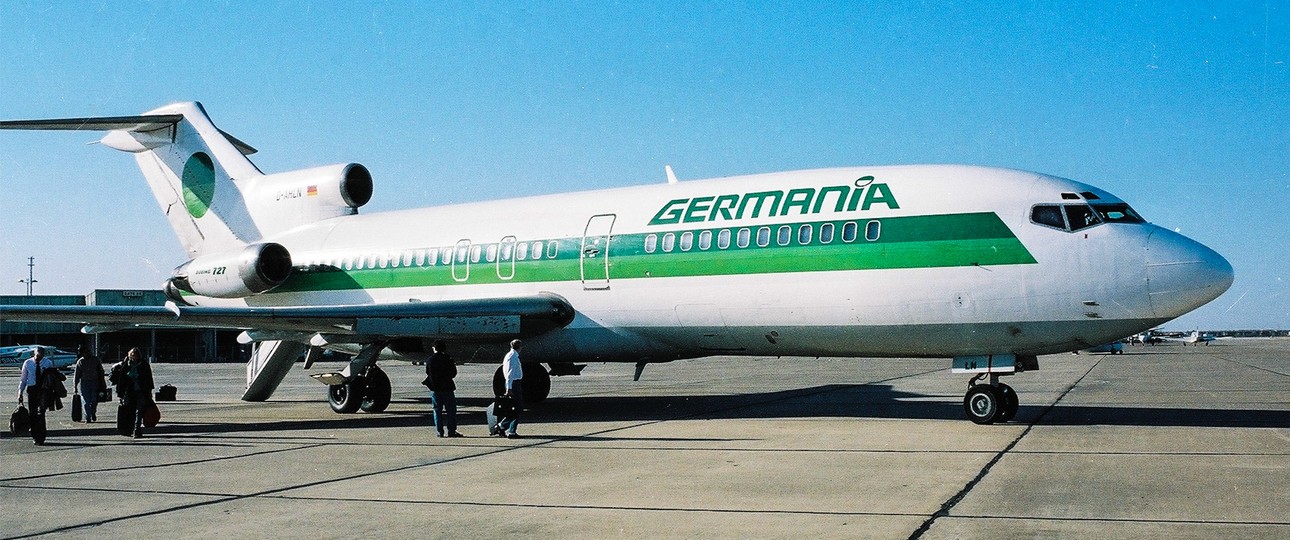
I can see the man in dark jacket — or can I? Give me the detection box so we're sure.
[425,340,461,437]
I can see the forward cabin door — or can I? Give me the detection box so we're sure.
[581,214,615,290]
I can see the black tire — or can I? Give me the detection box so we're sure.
[329,377,365,414]
[360,367,391,413]
[492,366,506,398]
[523,363,550,403]
[963,385,1002,425]
[996,383,1019,423]
[492,363,551,403]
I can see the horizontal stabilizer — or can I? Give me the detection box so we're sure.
[0,113,256,155]
[0,114,183,132]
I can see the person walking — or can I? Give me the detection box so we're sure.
[425,340,461,438]
[116,348,154,439]
[17,347,55,445]
[495,339,524,439]
[73,345,104,423]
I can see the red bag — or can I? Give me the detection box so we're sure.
[143,402,161,428]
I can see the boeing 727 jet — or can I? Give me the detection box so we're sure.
[0,102,1233,424]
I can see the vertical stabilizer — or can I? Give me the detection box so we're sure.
[101,102,264,257]
[0,102,265,257]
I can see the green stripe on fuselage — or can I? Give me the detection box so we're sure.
[273,212,1035,293]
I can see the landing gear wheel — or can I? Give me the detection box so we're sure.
[492,363,552,403]
[329,377,365,414]
[360,367,391,413]
[964,385,1002,425]
[996,383,1018,423]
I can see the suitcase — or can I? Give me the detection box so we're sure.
[72,395,83,422]
[116,404,133,436]
[9,406,30,435]
[485,402,500,435]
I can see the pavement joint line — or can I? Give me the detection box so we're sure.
[0,443,329,483]
[263,493,934,517]
[941,514,1290,527]
[4,367,947,539]
[906,357,1106,540]
[1217,354,1290,378]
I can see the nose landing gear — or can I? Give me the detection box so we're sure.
[953,354,1034,424]
[963,373,1019,424]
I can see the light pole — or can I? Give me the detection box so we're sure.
[18,256,37,296]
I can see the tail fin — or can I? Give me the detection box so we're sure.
[1,102,261,257]
[3,102,372,260]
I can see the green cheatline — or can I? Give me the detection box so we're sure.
[271,212,1036,293]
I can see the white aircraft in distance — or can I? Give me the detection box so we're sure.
[0,345,78,369]
[0,102,1234,424]
[1183,330,1217,346]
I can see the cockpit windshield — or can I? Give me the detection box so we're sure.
[1030,202,1146,232]
[1091,203,1144,223]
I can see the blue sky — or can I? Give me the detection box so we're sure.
[1,2,1286,330]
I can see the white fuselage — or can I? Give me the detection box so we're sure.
[180,164,1233,365]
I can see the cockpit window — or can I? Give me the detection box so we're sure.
[1091,203,1144,224]
[1030,205,1066,229]
[1065,205,1100,231]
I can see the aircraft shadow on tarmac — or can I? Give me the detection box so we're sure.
[18,383,1288,441]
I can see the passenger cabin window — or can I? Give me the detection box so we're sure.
[756,227,771,247]
[865,220,881,241]
[698,230,712,250]
[517,242,529,260]
[737,228,751,248]
[680,231,694,251]
[798,224,813,245]
[777,225,792,246]
[644,234,658,254]
[487,244,499,263]
[842,222,858,242]
[820,223,835,243]
[546,240,558,258]
[717,229,731,249]
[662,233,676,252]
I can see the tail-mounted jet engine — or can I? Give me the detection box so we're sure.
[165,242,292,302]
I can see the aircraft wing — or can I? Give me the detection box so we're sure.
[0,293,575,341]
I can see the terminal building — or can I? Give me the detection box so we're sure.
[0,290,245,363]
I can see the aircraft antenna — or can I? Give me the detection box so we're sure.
[665,165,678,184]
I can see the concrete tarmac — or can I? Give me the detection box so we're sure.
[2,339,1287,539]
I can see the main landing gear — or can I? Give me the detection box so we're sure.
[327,365,392,414]
[492,363,552,403]
[963,373,1019,425]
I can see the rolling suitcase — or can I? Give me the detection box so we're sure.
[72,395,82,422]
[116,404,133,436]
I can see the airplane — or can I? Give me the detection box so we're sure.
[1182,330,1217,346]
[0,102,1234,424]
[0,345,78,370]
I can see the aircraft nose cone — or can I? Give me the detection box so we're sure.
[1145,228,1234,319]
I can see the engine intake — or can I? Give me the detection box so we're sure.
[166,243,293,301]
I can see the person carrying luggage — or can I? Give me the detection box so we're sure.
[16,347,54,445]
[114,348,154,439]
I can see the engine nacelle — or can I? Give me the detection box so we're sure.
[166,243,293,301]
[243,163,373,233]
